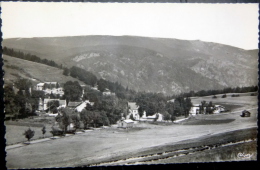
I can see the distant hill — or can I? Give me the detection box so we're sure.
[3,36,258,95]
[3,55,86,86]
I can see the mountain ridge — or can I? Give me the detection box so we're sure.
[3,35,258,95]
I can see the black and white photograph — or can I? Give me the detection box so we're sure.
[1,2,258,169]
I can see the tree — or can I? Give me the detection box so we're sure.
[63,81,82,102]
[63,68,70,76]
[170,115,176,122]
[162,111,171,122]
[47,100,60,113]
[42,126,46,138]
[80,109,91,129]
[4,85,20,120]
[184,97,192,117]
[130,114,135,121]
[23,128,35,142]
[59,108,73,134]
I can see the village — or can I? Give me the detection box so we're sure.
[23,81,228,132]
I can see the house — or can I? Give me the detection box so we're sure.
[127,102,140,120]
[74,100,94,112]
[36,83,45,91]
[91,84,98,90]
[41,98,67,111]
[213,105,225,113]
[190,104,200,115]
[102,88,115,96]
[241,110,251,117]
[117,119,134,128]
[67,101,82,109]
[36,82,64,96]
[147,113,163,121]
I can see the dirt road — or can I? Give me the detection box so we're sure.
[6,107,257,169]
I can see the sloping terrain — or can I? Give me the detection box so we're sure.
[3,55,86,86]
[3,36,258,94]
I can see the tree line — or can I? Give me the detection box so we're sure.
[171,86,258,99]
[3,47,63,69]
[5,79,45,119]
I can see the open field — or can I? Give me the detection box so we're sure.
[6,106,257,168]
[191,94,257,115]
[5,125,54,145]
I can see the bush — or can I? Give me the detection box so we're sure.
[212,95,217,99]
[23,128,35,142]
[231,94,240,97]
[50,127,64,137]
[171,115,176,122]
[42,126,46,138]
[222,94,227,98]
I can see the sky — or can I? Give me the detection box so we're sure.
[1,2,259,50]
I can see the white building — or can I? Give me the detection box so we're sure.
[36,83,45,91]
[127,102,140,120]
[190,104,200,115]
[213,105,225,113]
[36,82,64,96]
[41,98,66,111]
[117,119,134,128]
[74,100,94,112]
[147,113,163,121]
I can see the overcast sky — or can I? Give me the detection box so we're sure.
[1,2,258,50]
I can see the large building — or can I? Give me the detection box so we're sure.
[36,82,64,96]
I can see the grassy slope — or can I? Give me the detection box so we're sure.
[3,54,86,86]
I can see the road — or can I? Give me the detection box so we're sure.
[6,106,257,169]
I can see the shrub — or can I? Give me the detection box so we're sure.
[221,94,227,98]
[23,128,35,142]
[42,126,46,138]
[50,126,64,137]
[212,95,217,99]
[171,115,176,122]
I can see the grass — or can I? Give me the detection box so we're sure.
[182,118,235,125]
[3,54,86,85]
[5,125,53,145]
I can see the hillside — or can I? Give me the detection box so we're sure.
[3,55,86,86]
[3,36,258,94]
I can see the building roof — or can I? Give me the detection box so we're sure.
[43,99,66,105]
[45,82,57,84]
[59,100,66,106]
[67,101,82,107]
[123,119,134,123]
[128,102,139,110]
[37,83,45,86]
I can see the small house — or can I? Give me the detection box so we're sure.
[117,119,134,128]
[213,105,225,113]
[36,83,45,91]
[241,110,251,117]
[147,113,163,121]
[190,104,200,115]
